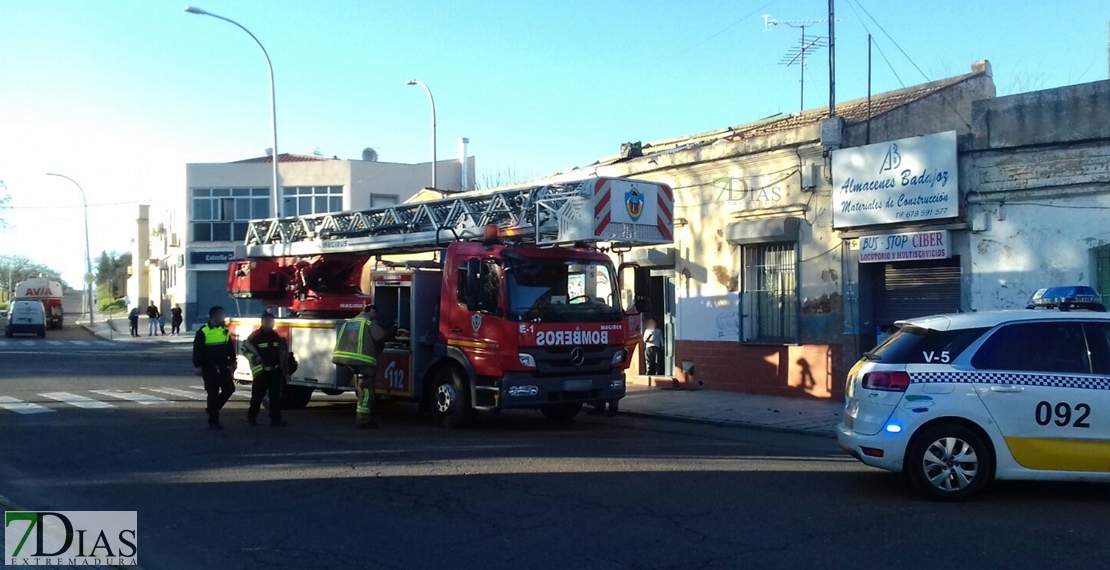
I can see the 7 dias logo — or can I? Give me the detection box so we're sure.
[5,511,138,566]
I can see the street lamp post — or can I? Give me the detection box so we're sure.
[185,6,281,218]
[406,79,437,189]
[45,173,93,326]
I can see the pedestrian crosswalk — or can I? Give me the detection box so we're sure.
[0,386,220,416]
[0,339,123,350]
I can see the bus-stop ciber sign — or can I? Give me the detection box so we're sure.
[859,230,950,263]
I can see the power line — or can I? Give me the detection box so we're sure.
[844,0,904,87]
[850,0,971,127]
[3,199,153,210]
[674,0,781,57]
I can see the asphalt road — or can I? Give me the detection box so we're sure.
[0,346,1108,570]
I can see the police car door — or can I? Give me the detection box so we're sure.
[970,321,1110,473]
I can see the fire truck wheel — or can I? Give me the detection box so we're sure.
[282,386,314,409]
[432,367,474,429]
[540,403,583,423]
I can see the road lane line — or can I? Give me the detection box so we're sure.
[45,340,62,346]
[91,390,172,405]
[189,385,250,398]
[144,388,206,401]
[72,340,90,346]
[39,391,115,409]
[0,396,55,415]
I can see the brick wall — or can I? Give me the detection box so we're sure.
[673,340,845,399]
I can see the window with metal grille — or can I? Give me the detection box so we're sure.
[742,243,798,342]
[1096,246,1110,301]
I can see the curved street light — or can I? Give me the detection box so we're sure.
[406,79,437,189]
[184,5,281,218]
[44,173,93,326]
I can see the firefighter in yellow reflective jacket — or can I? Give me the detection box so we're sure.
[241,311,290,427]
[333,304,388,429]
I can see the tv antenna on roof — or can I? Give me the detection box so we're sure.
[764,15,833,113]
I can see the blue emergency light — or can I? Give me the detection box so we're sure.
[1026,286,1106,312]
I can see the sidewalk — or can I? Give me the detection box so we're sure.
[77,312,193,344]
[616,384,843,438]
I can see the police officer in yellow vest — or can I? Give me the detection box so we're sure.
[333,304,387,429]
[192,305,237,429]
[241,311,290,427]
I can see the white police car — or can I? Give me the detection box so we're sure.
[839,286,1110,500]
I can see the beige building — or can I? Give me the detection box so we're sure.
[129,152,475,330]
[537,62,994,398]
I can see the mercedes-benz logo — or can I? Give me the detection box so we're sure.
[569,347,585,366]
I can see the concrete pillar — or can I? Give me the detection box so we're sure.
[133,205,151,310]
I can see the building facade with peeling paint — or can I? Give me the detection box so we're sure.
[963,80,1110,312]
[538,62,995,398]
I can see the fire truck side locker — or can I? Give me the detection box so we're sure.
[366,269,440,404]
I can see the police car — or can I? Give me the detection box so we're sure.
[839,286,1110,500]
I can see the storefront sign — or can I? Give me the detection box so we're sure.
[189,251,234,265]
[832,131,958,228]
[859,230,950,263]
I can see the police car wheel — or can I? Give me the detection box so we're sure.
[907,423,993,502]
[281,386,313,410]
[432,367,474,429]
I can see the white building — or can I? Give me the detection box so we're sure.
[129,151,475,329]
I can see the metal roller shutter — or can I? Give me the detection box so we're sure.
[873,258,961,326]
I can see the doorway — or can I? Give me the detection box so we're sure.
[637,268,675,376]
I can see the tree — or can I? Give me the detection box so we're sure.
[474,166,536,190]
[0,256,68,299]
[0,179,9,229]
[96,251,114,283]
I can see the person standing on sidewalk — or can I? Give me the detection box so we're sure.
[193,305,236,429]
[332,304,388,429]
[146,301,160,336]
[644,318,663,375]
[170,304,183,335]
[240,311,288,427]
[128,307,140,337]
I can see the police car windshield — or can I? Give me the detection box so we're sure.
[503,257,621,323]
[865,325,990,364]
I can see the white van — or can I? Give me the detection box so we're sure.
[5,300,47,338]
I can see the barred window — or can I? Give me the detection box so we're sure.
[742,243,797,342]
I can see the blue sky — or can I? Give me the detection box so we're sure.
[0,0,1106,284]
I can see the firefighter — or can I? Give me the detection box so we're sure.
[332,304,387,429]
[192,305,237,429]
[241,311,289,427]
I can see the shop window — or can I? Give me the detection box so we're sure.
[742,243,797,342]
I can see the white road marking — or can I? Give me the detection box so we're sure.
[0,396,54,415]
[189,385,250,398]
[91,390,172,405]
[39,392,115,409]
[45,340,62,346]
[72,340,90,346]
[143,388,207,401]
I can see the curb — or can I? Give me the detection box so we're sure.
[79,322,113,342]
[616,409,839,439]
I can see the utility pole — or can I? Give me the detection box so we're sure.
[828,0,836,117]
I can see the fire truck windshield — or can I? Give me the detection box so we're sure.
[504,257,621,323]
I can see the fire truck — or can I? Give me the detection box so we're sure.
[227,177,673,427]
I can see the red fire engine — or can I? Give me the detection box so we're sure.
[227,177,672,427]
